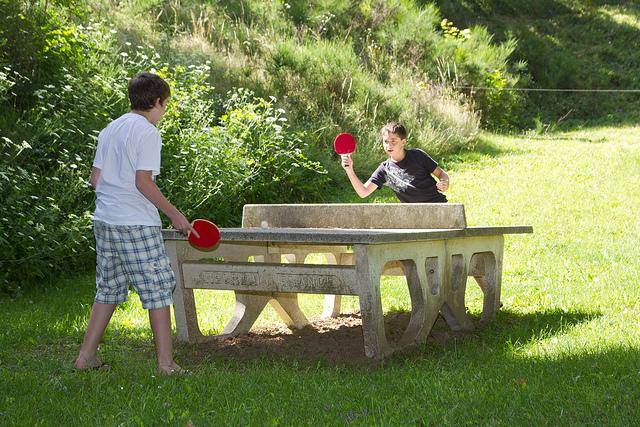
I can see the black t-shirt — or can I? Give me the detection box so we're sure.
[368,148,447,203]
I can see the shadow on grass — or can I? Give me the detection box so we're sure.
[558,110,640,131]
[439,133,529,170]
[436,0,640,128]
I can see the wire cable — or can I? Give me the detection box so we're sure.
[453,86,640,93]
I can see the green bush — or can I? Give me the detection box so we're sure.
[156,65,328,226]
[0,17,328,293]
[370,2,442,71]
[269,39,362,122]
[0,70,13,102]
[0,0,89,109]
[477,68,525,130]
[0,14,128,293]
[429,22,525,130]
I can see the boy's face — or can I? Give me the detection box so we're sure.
[382,131,407,157]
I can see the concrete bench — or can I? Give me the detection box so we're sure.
[162,203,532,359]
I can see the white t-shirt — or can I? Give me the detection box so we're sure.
[92,112,163,226]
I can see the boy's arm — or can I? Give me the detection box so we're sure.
[433,167,449,192]
[341,154,378,198]
[135,170,197,236]
[90,167,101,188]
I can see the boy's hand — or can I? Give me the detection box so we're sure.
[436,179,449,192]
[171,213,199,238]
[341,154,353,171]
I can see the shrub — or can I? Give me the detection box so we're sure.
[0,1,90,109]
[0,70,13,102]
[0,14,128,293]
[156,65,328,226]
[372,2,442,70]
[428,22,524,130]
[477,68,525,131]
[0,34,327,294]
[269,39,362,121]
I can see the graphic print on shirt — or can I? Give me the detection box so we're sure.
[384,163,415,193]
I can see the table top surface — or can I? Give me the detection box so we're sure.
[162,225,533,245]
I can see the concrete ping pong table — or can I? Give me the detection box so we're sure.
[162,203,532,359]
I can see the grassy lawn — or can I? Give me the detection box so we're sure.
[1,127,639,425]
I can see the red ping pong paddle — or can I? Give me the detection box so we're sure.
[333,132,356,155]
[188,219,220,250]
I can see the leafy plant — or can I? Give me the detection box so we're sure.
[478,68,524,130]
[158,76,328,226]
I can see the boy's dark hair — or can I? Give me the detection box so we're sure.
[381,122,407,140]
[128,72,171,111]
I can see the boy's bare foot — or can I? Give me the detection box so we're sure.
[158,362,189,375]
[74,354,110,371]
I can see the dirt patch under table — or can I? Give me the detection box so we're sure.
[186,311,475,366]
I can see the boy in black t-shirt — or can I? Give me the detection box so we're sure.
[341,122,494,303]
[341,122,449,201]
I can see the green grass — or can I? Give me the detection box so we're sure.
[1,126,640,425]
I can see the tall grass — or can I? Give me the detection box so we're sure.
[91,0,513,141]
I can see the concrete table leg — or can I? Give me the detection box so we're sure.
[399,256,444,346]
[265,253,310,329]
[270,292,310,330]
[220,291,270,336]
[166,241,204,343]
[443,235,504,325]
[469,252,501,322]
[321,252,349,319]
[397,259,425,346]
[354,245,393,359]
[441,253,474,331]
[284,251,346,320]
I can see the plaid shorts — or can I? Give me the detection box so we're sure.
[93,220,176,310]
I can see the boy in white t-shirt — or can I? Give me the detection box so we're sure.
[74,72,197,375]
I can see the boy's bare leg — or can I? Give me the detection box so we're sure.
[74,302,116,369]
[149,306,183,374]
